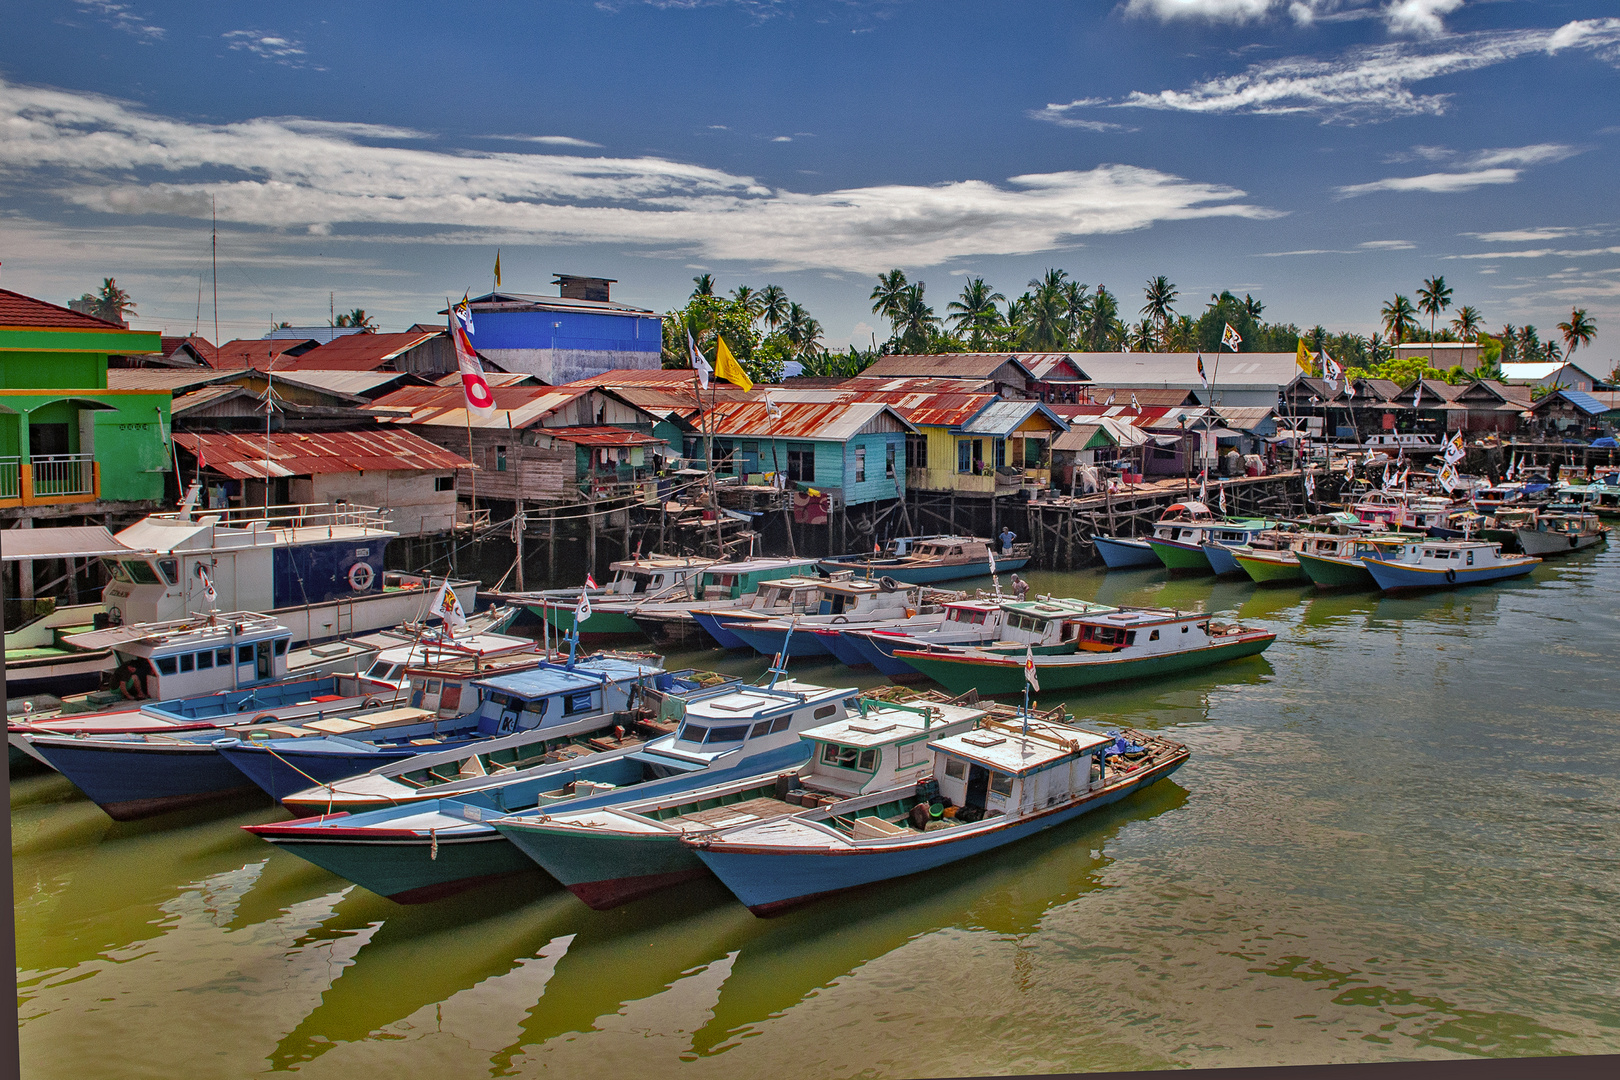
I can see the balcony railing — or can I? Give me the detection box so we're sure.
[0,455,101,508]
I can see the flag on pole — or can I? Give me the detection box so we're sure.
[1222,323,1242,352]
[1130,392,1139,411]
[765,392,781,419]
[576,586,592,624]
[1196,351,1208,389]
[1437,462,1459,492]
[1218,483,1227,515]
[713,336,753,392]
[688,328,711,390]
[1412,380,1422,409]
[1295,339,1313,373]
[433,578,468,636]
[1023,644,1039,692]
[1444,432,1465,464]
[1303,470,1316,498]
[1325,355,1344,394]
[198,565,217,606]
[493,249,502,287]
[584,573,598,589]
[1104,391,1116,406]
[1197,472,1208,504]
[450,295,496,419]
[987,548,997,576]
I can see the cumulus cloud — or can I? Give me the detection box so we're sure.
[1073,19,1620,124]
[223,30,309,65]
[73,0,164,40]
[1382,0,1463,38]
[1122,0,1466,33]
[1335,143,1581,197]
[0,76,1278,274]
[487,134,605,148]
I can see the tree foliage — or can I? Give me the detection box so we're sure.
[76,277,136,326]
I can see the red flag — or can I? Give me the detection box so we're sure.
[450,296,496,419]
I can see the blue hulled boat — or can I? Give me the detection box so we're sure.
[721,577,950,659]
[1361,539,1541,592]
[1091,535,1160,569]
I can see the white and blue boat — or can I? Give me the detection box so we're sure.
[687,574,846,649]
[687,716,1189,915]
[818,536,1031,584]
[722,578,948,659]
[245,664,857,904]
[1361,539,1540,592]
[1091,534,1160,569]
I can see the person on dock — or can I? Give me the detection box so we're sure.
[999,527,1016,555]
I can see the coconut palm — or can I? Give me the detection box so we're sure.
[894,285,940,352]
[1020,283,1069,351]
[1416,275,1452,370]
[758,284,789,332]
[1557,307,1596,372]
[1061,281,1091,344]
[1518,325,1541,360]
[1083,285,1121,351]
[335,309,377,330]
[870,269,910,328]
[784,303,823,357]
[1165,314,1196,353]
[1243,294,1264,321]
[1127,319,1157,353]
[730,285,763,320]
[1381,294,1418,344]
[1141,276,1178,350]
[690,273,715,298]
[78,277,136,326]
[947,277,1005,350]
[1449,305,1483,341]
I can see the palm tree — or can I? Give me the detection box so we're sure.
[1127,319,1157,353]
[1020,284,1068,351]
[1165,314,1196,353]
[690,273,715,298]
[1061,281,1091,346]
[1381,294,1418,344]
[1141,276,1178,351]
[1084,285,1120,351]
[1416,275,1452,368]
[1518,325,1541,361]
[78,277,136,326]
[758,284,789,332]
[1243,294,1264,321]
[1496,324,1518,364]
[870,269,910,328]
[784,303,823,357]
[1449,305,1483,341]
[334,309,377,330]
[895,285,940,352]
[946,277,1005,350]
[730,285,763,321]
[1556,307,1596,377]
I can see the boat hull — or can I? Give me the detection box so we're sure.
[694,753,1187,915]
[723,623,832,658]
[496,823,706,910]
[1294,550,1375,589]
[811,629,873,667]
[252,822,539,903]
[1233,551,1304,583]
[1362,556,1540,592]
[25,738,266,820]
[1513,529,1605,557]
[815,557,1028,584]
[690,612,763,650]
[216,740,451,803]
[1091,535,1160,569]
[895,632,1274,696]
[537,605,645,638]
[1146,538,1213,572]
[1203,544,1244,577]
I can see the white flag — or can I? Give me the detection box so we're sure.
[433,578,468,636]
[1325,355,1343,395]
[576,586,592,624]
[1412,381,1422,409]
[765,392,781,419]
[987,548,997,576]
[1303,471,1316,498]
[1222,323,1242,352]
[1130,392,1139,411]
[1444,432,1465,464]
[1104,391,1116,406]
[1023,644,1039,692]
[1437,463,1459,492]
[1218,483,1227,515]
[688,328,711,390]
[1197,473,1208,504]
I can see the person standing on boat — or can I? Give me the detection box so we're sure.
[999,527,1016,555]
[1011,574,1029,600]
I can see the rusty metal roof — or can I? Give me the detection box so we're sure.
[366,385,594,429]
[281,332,442,371]
[705,400,916,438]
[205,338,319,370]
[960,400,1069,435]
[107,368,238,392]
[862,354,1036,381]
[172,429,472,480]
[0,288,133,330]
[546,426,664,447]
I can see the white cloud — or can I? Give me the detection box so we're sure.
[1335,144,1581,197]
[1448,246,1620,260]
[771,136,793,142]
[223,30,309,65]
[487,135,605,148]
[1027,102,1138,132]
[74,0,164,41]
[1123,0,1282,23]
[1359,239,1414,249]
[1090,18,1620,123]
[1382,0,1463,38]
[0,76,1279,274]
[1461,226,1601,243]
[1336,168,1519,196]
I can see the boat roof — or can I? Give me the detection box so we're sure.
[379,632,535,665]
[1001,598,1116,619]
[608,555,713,572]
[1074,607,1197,628]
[476,656,663,697]
[703,557,820,575]
[803,701,985,748]
[932,719,1111,774]
[61,611,289,650]
[685,679,848,721]
[1160,501,1217,520]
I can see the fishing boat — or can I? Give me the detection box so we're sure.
[845,597,1012,678]
[893,608,1274,696]
[1090,534,1160,570]
[818,536,1032,584]
[614,557,821,646]
[1361,539,1540,592]
[500,555,715,638]
[686,716,1189,915]
[1292,533,1407,589]
[490,693,991,909]
[721,578,956,660]
[1143,503,1276,573]
[1513,513,1607,557]
[245,669,857,903]
[687,574,849,649]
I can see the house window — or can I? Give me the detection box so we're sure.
[958,440,971,474]
[712,439,736,473]
[855,446,866,483]
[995,440,1006,469]
[886,443,896,479]
[434,475,455,492]
[787,443,815,483]
[905,433,927,471]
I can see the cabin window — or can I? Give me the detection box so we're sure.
[196,650,213,670]
[107,561,132,583]
[885,443,897,479]
[679,723,708,743]
[1197,623,1209,634]
[179,653,195,673]
[821,744,877,771]
[156,657,177,676]
[751,720,774,738]
[1181,626,1189,634]
[707,724,751,743]
[274,639,288,656]
[787,444,815,483]
[238,645,254,664]
[156,558,178,585]
[1467,549,1474,565]
[522,698,548,718]
[366,659,393,679]
[1149,629,1160,641]
[855,446,866,483]
[770,715,791,734]
[814,704,838,720]
[989,772,1015,797]
[216,648,232,666]
[424,679,442,695]
[944,758,967,780]
[435,475,455,492]
[124,560,161,585]
[564,692,595,715]
[898,739,926,769]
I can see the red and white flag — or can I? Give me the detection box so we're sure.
[450,295,496,420]
[584,573,598,589]
[1023,644,1039,692]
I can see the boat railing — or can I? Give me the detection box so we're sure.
[152,501,394,536]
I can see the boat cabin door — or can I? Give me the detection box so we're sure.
[256,641,274,681]
[965,764,990,811]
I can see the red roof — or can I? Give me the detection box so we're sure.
[160,334,215,357]
[546,426,663,447]
[0,288,132,330]
[172,429,472,480]
[282,331,442,371]
[1049,403,1177,427]
[206,338,319,370]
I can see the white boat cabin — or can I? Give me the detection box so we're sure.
[58,612,293,701]
[1068,608,1222,654]
[930,718,1114,820]
[994,598,1117,649]
[795,698,988,796]
[1381,539,1514,570]
[646,679,852,772]
[358,632,538,695]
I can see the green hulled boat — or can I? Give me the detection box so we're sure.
[1144,502,1277,573]
[1293,533,1406,589]
[1232,547,1304,583]
[893,607,1275,696]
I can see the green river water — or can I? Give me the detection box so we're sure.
[13,547,1620,1078]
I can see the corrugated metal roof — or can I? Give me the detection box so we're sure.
[1074,352,1301,388]
[863,354,1034,380]
[172,429,472,480]
[461,291,658,316]
[206,338,318,370]
[107,368,238,392]
[366,385,594,429]
[172,384,251,415]
[707,400,916,438]
[1546,389,1608,415]
[267,370,418,396]
[1051,423,1112,453]
[783,375,998,395]
[1048,403,1179,428]
[1212,407,1277,432]
[281,332,441,371]
[960,400,1068,435]
[546,426,664,447]
[433,371,540,388]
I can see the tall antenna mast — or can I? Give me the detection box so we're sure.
[211,197,221,366]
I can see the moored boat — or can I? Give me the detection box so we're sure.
[1514,513,1607,557]
[721,578,955,660]
[615,557,821,646]
[1361,539,1540,592]
[818,536,1032,584]
[1144,503,1276,573]
[1091,534,1160,569]
[504,555,716,638]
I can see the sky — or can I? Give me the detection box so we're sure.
[0,0,1616,368]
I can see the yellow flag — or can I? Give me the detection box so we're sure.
[1295,339,1313,373]
[713,336,753,392]
[493,249,502,287]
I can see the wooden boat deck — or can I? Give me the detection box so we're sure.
[671,796,798,829]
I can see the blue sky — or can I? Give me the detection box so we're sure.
[0,1,1616,367]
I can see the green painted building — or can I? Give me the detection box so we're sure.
[0,289,172,514]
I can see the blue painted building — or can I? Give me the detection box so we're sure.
[463,276,662,385]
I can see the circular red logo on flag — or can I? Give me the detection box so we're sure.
[464,375,492,407]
